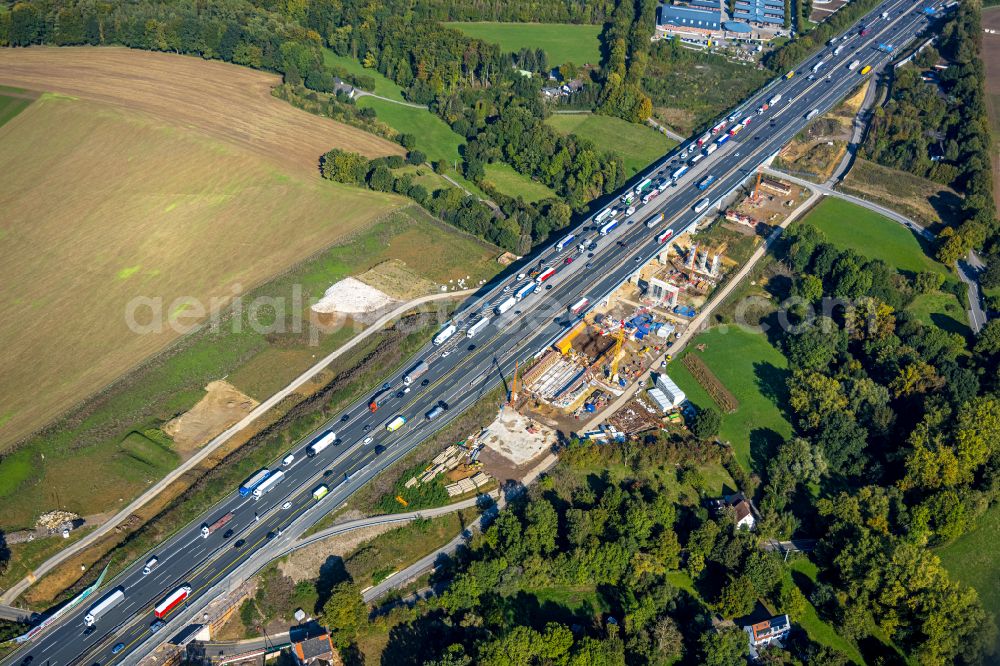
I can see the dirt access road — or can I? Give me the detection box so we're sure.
[0,46,403,177]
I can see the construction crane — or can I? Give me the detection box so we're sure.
[508,360,519,405]
[608,325,627,382]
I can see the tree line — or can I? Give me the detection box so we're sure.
[320,148,574,253]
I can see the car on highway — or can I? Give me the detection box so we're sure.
[565,256,574,264]
[634,256,642,263]
[442,350,451,357]
[223,528,234,539]
[468,344,477,351]
[374,445,386,455]
[396,390,405,398]
[282,501,292,510]
[341,414,350,422]
[503,285,511,292]
[234,539,246,549]
[363,424,372,432]
[267,531,277,540]
[112,644,125,655]
[363,436,374,444]
[545,285,553,290]
[283,454,295,466]
[150,620,166,633]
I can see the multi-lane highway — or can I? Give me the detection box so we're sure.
[2,2,940,664]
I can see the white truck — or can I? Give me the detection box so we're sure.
[433,323,457,346]
[85,588,126,627]
[467,317,490,338]
[848,59,860,70]
[494,296,517,316]
[253,470,284,498]
[693,198,711,214]
[306,430,337,457]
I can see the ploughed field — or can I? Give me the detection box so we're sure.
[0,47,406,450]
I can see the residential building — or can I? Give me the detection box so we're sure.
[712,492,756,529]
[292,633,338,665]
[743,614,791,659]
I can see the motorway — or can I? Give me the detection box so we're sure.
[1,3,938,664]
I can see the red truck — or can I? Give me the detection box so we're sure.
[201,512,234,538]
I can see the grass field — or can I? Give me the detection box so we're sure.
[839,159,964,228]
[0,91,404,453]
[322,49,407,102]
[907,291,970,337]
[803,197,947,276]
[644,52,772,134]
[0,207,499,531]
[0,85,36,128]
[354,96,493,198]
[937,503,1000,653]
[443,22,602,67]
[668,326,793,472]
[546,112,677,176]
[786,557,866,664]
[483,162,557,202]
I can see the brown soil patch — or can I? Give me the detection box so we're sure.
[162,381,259,456]
[0,46,403,176]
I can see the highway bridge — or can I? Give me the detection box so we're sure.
[1,2,940,663]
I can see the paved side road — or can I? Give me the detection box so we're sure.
[768,168,989,333]
[0,289,476,606]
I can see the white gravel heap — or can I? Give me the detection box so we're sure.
[311,277,396,314]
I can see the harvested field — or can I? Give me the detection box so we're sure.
[978,7,1000,210]
[0,47,403,176]
[0,91,404,451]
[682,354,739,413]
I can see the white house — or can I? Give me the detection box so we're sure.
[744,614,791,660]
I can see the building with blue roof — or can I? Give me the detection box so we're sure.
[657,4,722,32]
[733,0,786,24]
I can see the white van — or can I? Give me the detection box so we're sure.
[282,454,295,466]
[142,557,159,575]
